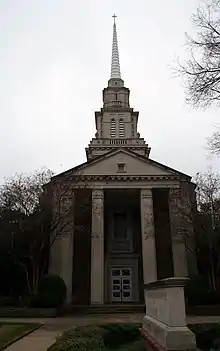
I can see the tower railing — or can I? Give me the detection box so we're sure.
[90,138,147,146]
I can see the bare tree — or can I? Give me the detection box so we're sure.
[176,0,220,109]
[194,170,220,291]
[175,1,220,154]
[0,168,53,214]
[174,170,220,291]
[0,169,80,295]
[207,130,220,155]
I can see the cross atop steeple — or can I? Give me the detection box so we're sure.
[111,14,121,79]
[112,14,117,24]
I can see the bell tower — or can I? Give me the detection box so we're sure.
[86,15,151,160]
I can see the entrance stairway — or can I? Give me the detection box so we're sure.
[64,304,145,315]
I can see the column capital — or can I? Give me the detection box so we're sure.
[141,189,153,199]
[92,189,104,217]
[92,189,104,200]
[170,188,181,199]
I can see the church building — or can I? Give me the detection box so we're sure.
[47,16,196,306]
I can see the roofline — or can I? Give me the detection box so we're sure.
[147,157,191,180]
[51,148,192,182]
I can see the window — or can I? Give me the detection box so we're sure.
[119,118,124,138]
[112,270,121,276]
[115,93,118,100]
[131,122,134,137]
[117,162,126,172]
[114,212,127,241]
[110,118,116,138]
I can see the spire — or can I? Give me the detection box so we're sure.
[111,14,121,79]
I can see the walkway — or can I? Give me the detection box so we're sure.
[2,314,144,351]
[4,328,59,351]
[2,314,220,351]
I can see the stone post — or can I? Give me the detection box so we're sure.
[142,278,197,350]
[169,188,188,277]
[140,189,157,284]
[91,189,104,304]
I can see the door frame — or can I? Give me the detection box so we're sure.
[105,258,140,303]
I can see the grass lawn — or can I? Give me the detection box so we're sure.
[0,322,40,350]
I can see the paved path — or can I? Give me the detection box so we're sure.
[2,314,220,351]
[2,314,144,351]
[4,328,59,351]
[1,314,145,333]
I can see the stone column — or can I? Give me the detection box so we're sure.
[60,233,74,304]
[91,189,104,304]
[49,193,74,304]
[169,188,188,277]
[140,189,157,284]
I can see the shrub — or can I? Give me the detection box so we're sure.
[213,338,220,350]
[48,326,105,351]
[116,340,145,351]
[48,324,143,351]
[30,275,66,308]
[102,323,141,349]
[185,274,220,305]
[189,323,220,350]
[0,296,18,307]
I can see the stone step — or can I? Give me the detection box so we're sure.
[64,304,145,315]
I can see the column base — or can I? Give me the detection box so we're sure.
[90,301,104,305]
[142,315,196,351]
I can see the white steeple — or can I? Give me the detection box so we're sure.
[85,15,151,161]
[111,14,121,79]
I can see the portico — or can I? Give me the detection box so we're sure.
[88,184,188,305]
[49,174,194,306]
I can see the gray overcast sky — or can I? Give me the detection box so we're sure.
[0,0,219,183]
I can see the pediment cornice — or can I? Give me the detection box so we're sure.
[65,174,183,182]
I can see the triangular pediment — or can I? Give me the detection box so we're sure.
[59,149,190,179]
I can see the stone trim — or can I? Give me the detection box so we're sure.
[106,253,140,259]
[87,146,149,152]
[144,277,189,290]
[102,107,133,112]
[141,328,166,351]
[71,175,182,182]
